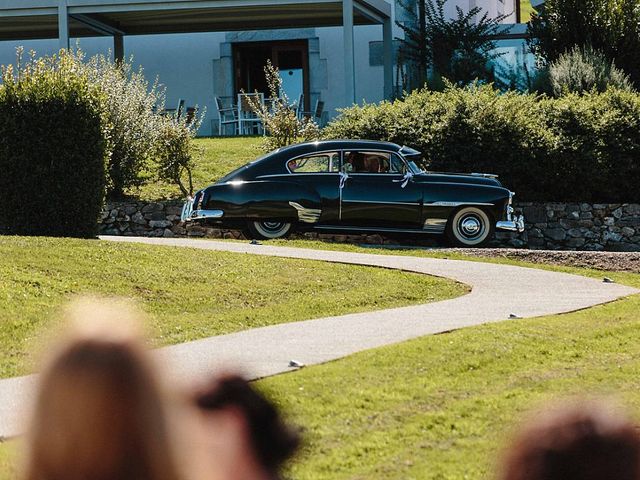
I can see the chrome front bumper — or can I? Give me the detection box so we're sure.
[496,216,525,232]
[496,198,525,233]
[180,197,224,222]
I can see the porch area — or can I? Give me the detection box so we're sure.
[0,0,394,115]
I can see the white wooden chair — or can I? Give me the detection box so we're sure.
[237,93,264,135]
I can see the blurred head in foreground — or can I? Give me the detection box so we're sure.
[191,374,301,480]
[24,298,180,480]
[499,399,640,480]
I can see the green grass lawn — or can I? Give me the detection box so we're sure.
[0,236,464,379]
[0,246,639,480]
[258,266,640,479]
[131,137,263,201]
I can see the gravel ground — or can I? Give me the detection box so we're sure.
[445,248,640,273]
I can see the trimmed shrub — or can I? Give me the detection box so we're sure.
[0,51,108,237]
[323,84,640,202]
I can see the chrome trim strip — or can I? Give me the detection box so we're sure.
[184,209,224,222]
[258,173,339,179]
[288,202,322,224]
[423,218,447,231]
[314,225,443,234]
[341,200,421,206]
[425,201,494,207]
[346,173,404,176]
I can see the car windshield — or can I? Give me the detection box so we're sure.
[398,146,425,174]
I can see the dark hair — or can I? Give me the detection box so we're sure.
[500,401,640,480]
[351,152,366,172]
[194,375,301,476]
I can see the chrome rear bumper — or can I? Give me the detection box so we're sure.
[180,197,224,222]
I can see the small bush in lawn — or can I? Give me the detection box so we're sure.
[549,46,633,96]
[247,61,319,152]
[155,113,203,197]
[0,50,108,237]
[324,84,640,202]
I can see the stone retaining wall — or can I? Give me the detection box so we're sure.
[99,201,640,251]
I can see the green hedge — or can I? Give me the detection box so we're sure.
[323,85,640,202]
[0,54,108,237]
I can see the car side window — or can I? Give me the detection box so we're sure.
[288,153,339,173]
[389,154,408,174]
[343,151,403,174]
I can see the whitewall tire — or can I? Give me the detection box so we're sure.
[246,220,293,240]
[446,207,493,247]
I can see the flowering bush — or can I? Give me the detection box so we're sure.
[247,61,319,152]
[549,46,633,96]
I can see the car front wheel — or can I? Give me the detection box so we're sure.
[246,220,293,240]
[446,207,494,247]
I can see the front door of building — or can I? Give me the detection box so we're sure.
[233,40,309,111]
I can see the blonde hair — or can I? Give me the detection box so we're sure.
[24,298,181,480]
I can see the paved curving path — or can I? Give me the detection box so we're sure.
[0,237,637,438]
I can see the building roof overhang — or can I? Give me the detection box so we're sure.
[0,0,391,41]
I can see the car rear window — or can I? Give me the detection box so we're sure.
[288,153,340,173]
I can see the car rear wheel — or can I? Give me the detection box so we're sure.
[446,207,493,247]
[246,220,293,240]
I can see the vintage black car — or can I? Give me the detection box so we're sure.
[181,140,524,246]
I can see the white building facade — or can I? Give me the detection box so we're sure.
[0,0,529,136]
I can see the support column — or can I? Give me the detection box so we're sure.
[58,0,69,50]
[343,0,356,105]
[114,34,124,63]
[383,17,393,100]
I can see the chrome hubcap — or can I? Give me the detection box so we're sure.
[456,213,486,241]
[460,217,481,236]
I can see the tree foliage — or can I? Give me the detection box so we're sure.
[527,0,640,87]
[396,0,509,90]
